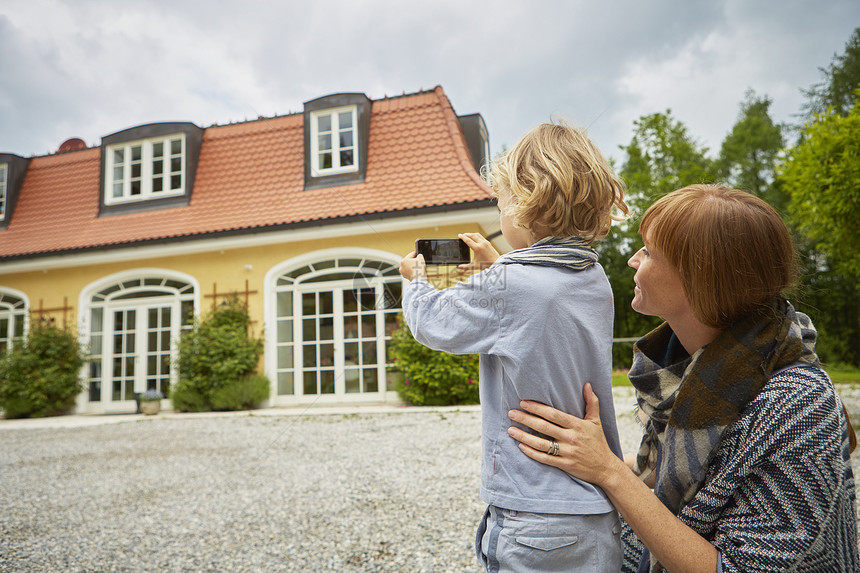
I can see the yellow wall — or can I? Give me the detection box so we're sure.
[0,221,489,332]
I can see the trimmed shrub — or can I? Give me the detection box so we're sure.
[0,321,85,419]
[388,314,479,406]
[173,296,269,411]
[211,374,270,411]
[169,378,211,413]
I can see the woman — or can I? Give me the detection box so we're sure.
[506,185,858,572]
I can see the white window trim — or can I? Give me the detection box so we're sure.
[0,163,7,221]
[264,248,403,406]
[104,134,186,205]
[76,268,200,414]
[309,105,359,177]
[0,287,29,353]
[480,124,491,182]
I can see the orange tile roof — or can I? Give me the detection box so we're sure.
[0,86,493,260]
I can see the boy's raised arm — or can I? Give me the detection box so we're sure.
[400,258,503,356]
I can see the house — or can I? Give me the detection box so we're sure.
[0,86,504,414]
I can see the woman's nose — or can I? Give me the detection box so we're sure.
[628,251,640,269]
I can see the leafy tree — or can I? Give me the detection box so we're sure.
[781,98,860,276]
[716,90,787,210]
[802,28,860,118]
[599,111,716,366]
[791,247,860,367]
[780,102,860,367]
[782,27,860,368]
[620,110,715,210]
[595,225,658,369]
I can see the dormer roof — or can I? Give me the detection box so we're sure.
[0,86,492,261]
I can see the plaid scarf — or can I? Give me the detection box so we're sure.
[494,236,598,271]
[628,299,819,573]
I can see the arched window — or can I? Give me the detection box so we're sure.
[83,272,196,410]
[269,253,403,403]
[0,289,28,356]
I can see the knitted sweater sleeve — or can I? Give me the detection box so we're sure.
[679,368,859,573]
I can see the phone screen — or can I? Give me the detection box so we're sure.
[415,238,470,265]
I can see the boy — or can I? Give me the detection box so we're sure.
[399,122,629,572]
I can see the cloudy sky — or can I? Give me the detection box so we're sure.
[1,0,857,165]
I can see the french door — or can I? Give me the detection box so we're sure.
[0,291,27,357]
[105,300,176,408]
[271,254,403,405]
[83,274,195,413]
[297,283,385,398]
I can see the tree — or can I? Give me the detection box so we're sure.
[802,28,860,118]
[597,111,716,366]
[791,247,860,367]
[620,110,715,210]
[782,98,860,277]
[716,90,787,210]
[594,222,659,369]
[782,27,860,368]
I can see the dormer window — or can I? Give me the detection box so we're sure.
[105,134,186,204]
[303,93,371,190]
[458,113,491,180]
[311,106,358,176]
[0,153,29,230]
[98,122,203,217]
[0,163,7,221]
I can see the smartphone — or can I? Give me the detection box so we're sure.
[415,238,471,265]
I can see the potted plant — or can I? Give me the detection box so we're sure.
[139,389,164,415]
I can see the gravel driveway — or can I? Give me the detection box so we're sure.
[1,385,858,572]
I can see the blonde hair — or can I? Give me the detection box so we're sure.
[489,121,629,242]
[639,184,798,329]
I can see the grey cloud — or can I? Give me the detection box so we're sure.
[0,0,858,164]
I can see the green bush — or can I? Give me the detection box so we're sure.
[389,314,480,406]
[211,374,270,411]
[173,296,269,411]
[169,378,211,413]
[0,321,85,419]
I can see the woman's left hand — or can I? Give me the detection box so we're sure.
[511,384,721,573]
[507,383,620,487]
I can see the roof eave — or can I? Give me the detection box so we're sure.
[0,198,496,263]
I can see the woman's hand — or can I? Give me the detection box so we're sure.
[457,232,500,273]
[507,383,623,487]
[399,252,426,281]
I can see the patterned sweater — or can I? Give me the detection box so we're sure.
[622,365,859,572]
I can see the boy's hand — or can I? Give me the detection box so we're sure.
[457,233,500,273]
[399,252,427,281]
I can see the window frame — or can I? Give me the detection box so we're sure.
[265,249,404,405]
[0,290,28,357]
[98,122,203,217]
[0,162,7,221]
[302,93,370,190]
[309,105,359,177]
[79,269,198,413]
[104,134,186,205]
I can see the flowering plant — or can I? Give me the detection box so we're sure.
[140,389,164,402]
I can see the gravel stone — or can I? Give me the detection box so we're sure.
[1,385,858,572]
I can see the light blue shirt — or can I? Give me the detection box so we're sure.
[403,260,622,514]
